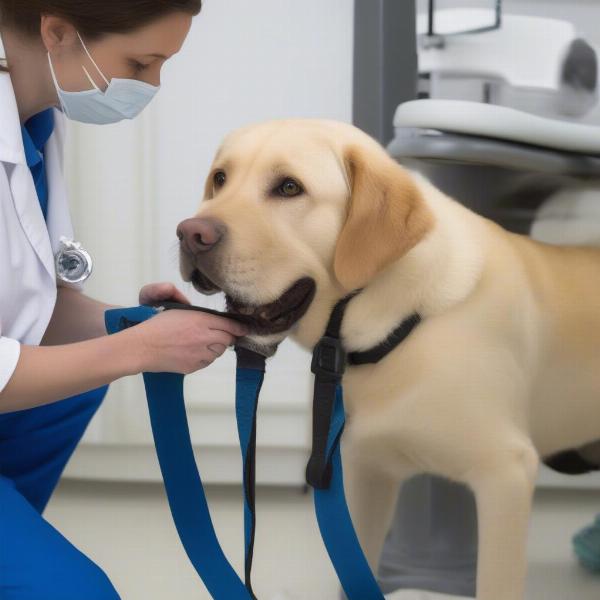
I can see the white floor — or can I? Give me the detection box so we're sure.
[45,481,600,600]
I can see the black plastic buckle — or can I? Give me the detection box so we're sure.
[311,335,347,380]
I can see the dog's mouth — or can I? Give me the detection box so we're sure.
[189,269,316,335]
[190,269,221,295]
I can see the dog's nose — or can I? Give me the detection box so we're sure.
[177,218,226,253]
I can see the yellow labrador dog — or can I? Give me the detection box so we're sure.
[177,119,600,600]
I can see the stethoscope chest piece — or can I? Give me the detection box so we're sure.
[55,236,93,284]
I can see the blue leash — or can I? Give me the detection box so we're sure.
[106,306,252,599]
[235,347,266,598]
[105,304,383,599]
[313,386,384,598]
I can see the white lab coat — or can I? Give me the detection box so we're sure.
[0,34,78,392]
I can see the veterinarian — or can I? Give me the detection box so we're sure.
[0,2,248,598]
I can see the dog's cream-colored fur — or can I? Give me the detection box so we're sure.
[182,119,600,600]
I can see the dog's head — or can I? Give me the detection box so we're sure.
[178,120,433,352]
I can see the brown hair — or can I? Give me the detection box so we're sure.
[0,0,202,71]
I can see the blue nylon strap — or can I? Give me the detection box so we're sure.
[105,306,251,600]
[313,385,385,600]
[104,305,157,337]
[235,365,265,598]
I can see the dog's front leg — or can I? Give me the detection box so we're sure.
[342,439,415,574]
[468,441,539,600]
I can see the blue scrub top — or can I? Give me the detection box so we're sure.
[21,109,54,220]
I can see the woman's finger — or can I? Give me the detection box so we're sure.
[167,286,191,305]
[206,330,236,349]
[204,314,249,338]
[140,282,191,305]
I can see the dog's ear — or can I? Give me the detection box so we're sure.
[333,145,434,291]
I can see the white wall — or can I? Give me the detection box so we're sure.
[64,0,354,482]
[152,0,355,280]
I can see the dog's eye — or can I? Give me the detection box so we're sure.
[213,171,226,189]
[276,178,303,198]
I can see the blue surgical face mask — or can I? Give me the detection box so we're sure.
[48,32,160,125]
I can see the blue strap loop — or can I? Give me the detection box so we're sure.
[105,306,252,600]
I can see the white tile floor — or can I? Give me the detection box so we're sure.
[45,481,600,600]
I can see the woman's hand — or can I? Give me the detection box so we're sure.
[139,282,191,306]
[136,282,247,374]
[0,289,248,413]
[131,309,248,374]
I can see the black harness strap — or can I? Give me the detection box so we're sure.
[306,296,422,490]
[348,313,422,366]
[305,298,351,489]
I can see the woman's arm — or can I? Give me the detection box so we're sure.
[0,307,248,414]
[1,329,141,413]
[41,282,192,345]
[41,286,115,345]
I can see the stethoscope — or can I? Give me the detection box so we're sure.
[54,236,93,284]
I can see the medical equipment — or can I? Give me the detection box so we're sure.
[54,237,93,284]
[417,3,598,121]
[391,5,600,235]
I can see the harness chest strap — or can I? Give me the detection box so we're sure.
[307,296,421,489]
